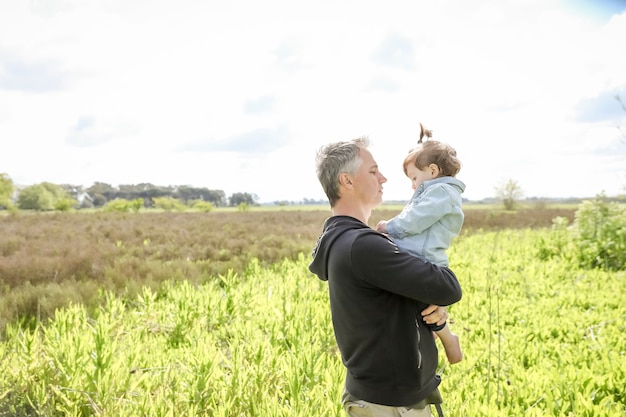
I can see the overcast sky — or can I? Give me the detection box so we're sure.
[1,0,625,203]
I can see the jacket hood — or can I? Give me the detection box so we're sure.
[308,216,369,281]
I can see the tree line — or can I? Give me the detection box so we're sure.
[0,174,258,211]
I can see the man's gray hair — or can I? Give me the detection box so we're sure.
[315,136,370,207]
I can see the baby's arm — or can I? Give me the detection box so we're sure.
[387,186,452,238]
[376,220,388,233]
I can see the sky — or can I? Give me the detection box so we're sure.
[1,0,625,203]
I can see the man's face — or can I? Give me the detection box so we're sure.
[350,147,387,208]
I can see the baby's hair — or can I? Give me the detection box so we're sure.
[418,123,432,144]
[403,140,461,178]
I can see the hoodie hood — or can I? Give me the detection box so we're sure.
[309,215,369,281]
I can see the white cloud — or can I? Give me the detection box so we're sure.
[0,0,625,203]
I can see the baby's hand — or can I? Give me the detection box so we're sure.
[375,220,387,233]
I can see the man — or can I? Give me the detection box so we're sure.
[309,136,462,416]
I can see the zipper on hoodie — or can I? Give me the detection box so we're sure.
[414,316,422,369]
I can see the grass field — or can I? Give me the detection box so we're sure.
[0,205,624,416]
[0,207,577,328]
[0,228,624,416]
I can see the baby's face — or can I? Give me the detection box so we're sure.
[406,164,437,190]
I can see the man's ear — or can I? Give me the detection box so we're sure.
[339,173,353,187]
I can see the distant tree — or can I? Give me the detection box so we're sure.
[174,185,197,204]
[17,182,75,211]
[229,192,257,207]
[18,183,50,211]
[118,183,173,202]
[91,193,107,207]
[59,184,93,209]
[206,189,227,207]
[59,184,84,199]
[84,183,228,207]
[302,197,326,205]
[87,182,117,207]
[494,179,524,210]
[79,197,95,209]
[174,186,226,206]
[0,173,14,210]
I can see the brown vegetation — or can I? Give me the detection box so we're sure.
[0,207,574,330]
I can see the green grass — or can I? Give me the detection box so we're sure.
[0,208,578,331]
[0,229,624,416]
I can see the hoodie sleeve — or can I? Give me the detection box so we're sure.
[351,230,462,306]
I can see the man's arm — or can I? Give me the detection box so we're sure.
[353,231,462,306]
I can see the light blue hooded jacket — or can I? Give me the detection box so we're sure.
[385,177,465,266]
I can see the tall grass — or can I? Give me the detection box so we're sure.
[444,230,625,415]
[0,208,576,330]
[0,229,624,416]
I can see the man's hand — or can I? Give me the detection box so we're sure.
[421,305,448,327]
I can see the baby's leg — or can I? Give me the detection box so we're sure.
[436,323,463,364]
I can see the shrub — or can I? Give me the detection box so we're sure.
[17,182,75,211]
[17,184,55,210]
[153,197,186,212]
[570,194,626,270]
[54,198,77,212]
[103,198,143,212]
[537,216,574,262]
[192,200,214,212]
[538,194,626,270]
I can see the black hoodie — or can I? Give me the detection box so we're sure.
[309,215,462,407]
